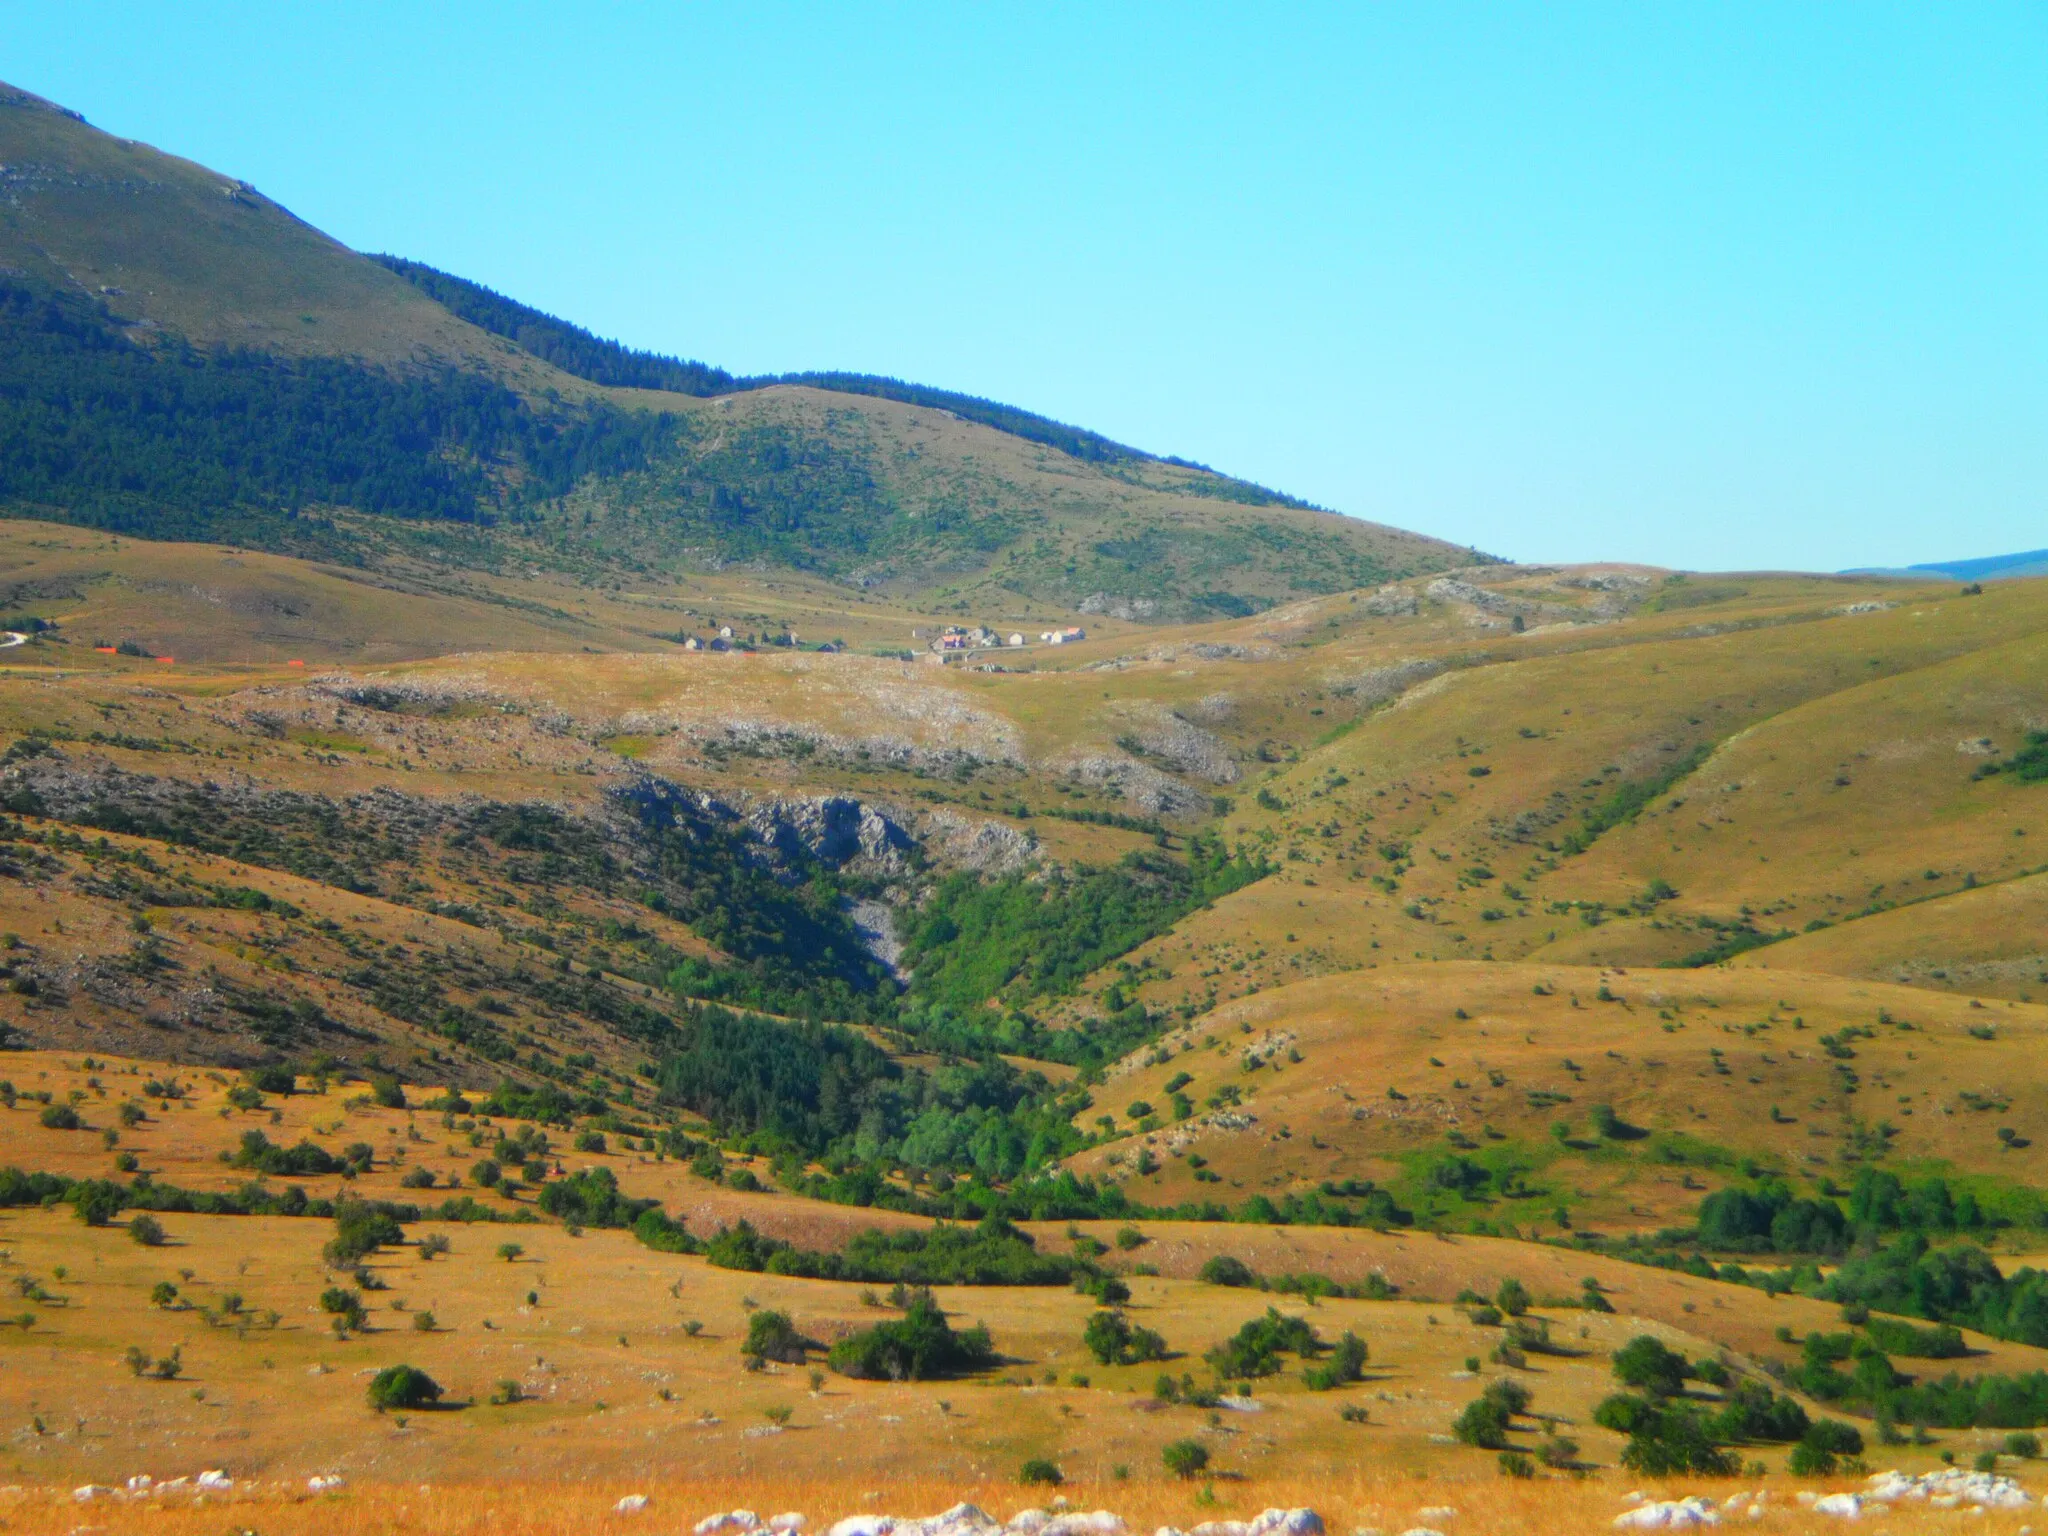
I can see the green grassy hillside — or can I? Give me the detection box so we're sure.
[0,80,1477,614]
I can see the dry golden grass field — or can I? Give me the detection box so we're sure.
[3,1050,2048,1507]
[0,528,2046,1524]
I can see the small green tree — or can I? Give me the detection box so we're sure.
[1303,1331,1368,1390]
[366,1364,441,1412]
[320,1287,366,1333]
[744,1309,815,1364]
[1620,1406,1738,1476]
[1198,1255,1257,1287]
[127,1214,166,1247]
[1453,1396,1511,1449]
[1789,1419,1864,1477]
[1018,1458,1063,1487]
[1612,1334,1690,1397]
[1082,1309,1167,1366]
[1163,1438,1210,1479]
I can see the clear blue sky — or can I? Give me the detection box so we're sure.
[13,4,2046,571]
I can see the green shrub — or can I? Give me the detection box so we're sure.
[1691,1356,1731,1387]
[370,1074,406,1110]
[245,1064,297,1096]
[1198,1254,1257,1287]
[828,1289,995,1381]
[1790,1417,1865,1474]
[1082,1308,1167,1366]
[1078,1273,1131,1306]
[1484,1378,1532,1416]
[1612,1334,1690,1397]
[324,1201,404,1267]
[1707,1378,1809,1443]
[38,1104,79,1130]
[1621,1406,1738,1476]
[1453,1396,1511,1449]
[1162,1439,1209,1479]
[229,1130,341,1176]
[2005,1432,2041,1459]
[70,1179,124,1226]
[1498,1451,1534,1478]
[744,1309,816,1364]
[1018,1458,1063,1487]
[127,1214,166,1247]
[320,1287,366,1332]
[366,1364,441,1412]
[1303,1331,1368,1390]
[1205,1307,1321,1378]
[1788,1441,1836,1476]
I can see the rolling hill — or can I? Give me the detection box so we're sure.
[7,75,2048,1512]
[0,80,1477,616]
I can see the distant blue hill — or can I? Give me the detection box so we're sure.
[1843,548,2048,582]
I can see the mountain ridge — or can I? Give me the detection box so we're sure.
[1845,548,2048,583]
[0,79,1477,615]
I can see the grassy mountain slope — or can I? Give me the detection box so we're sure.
[2,550,2048,1487]
[1072,960,2048,1225]
[0,85,519,371]
[1076,574,2048,1018]
[0,80,1476,614]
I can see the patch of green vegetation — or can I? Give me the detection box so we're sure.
[1557,744,1710,858]
[696,1216,1075,1286]
[1391,1139,1555,1221]
[287,728,371,754]
[827,1287,995,1380]
[897,836,1267,1053]
[0,278,671,546]
[1975,730,2048,784]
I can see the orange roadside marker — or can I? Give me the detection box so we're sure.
[287,659,305,667]
[94,646,115,654]
[156,656,173,665]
